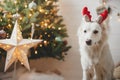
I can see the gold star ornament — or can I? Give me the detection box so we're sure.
[0,21,42,72]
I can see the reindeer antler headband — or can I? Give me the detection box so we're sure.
[82,7,108,23]
[82,7,92,21]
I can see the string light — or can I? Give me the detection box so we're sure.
[6,33,9,38]
[45,12,48,15]
[19,17,23,20]
[58,27,61,30]
[24,3,27,8]
[8,24,12,29]
[14,1,17,4]
[52,26,55,29]
[103,2,106,5]
[29,13,32,17]
[35,50,38,54]
[21,62,24,65]
[39,44,42,47]
[44,22,48,27]
[39,7,44,13]
[0,19,2,21]
[48,35,50,37]
[45,32,47,34]
[44,40,47,45]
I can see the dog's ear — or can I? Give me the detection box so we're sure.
[82,7,92,22]
[96,10,108,24]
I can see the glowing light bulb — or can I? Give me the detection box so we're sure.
[40,44,42,47]
[44,23,48,27]
[25,4,27,8]
[0,19,2,21]
[58,27,61,30]
[103,2,106,5]
[21,62,24,65]
[48,35,50,37]
[35,50,38,54]
[14,1,17,4]
[45,32,47,34]
[19,17,23,20]
[29,13,32,17]
[44,41,47,45]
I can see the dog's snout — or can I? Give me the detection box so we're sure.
[86,40,92,46]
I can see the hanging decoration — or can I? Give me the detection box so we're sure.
[0,29,7,39]
[0,20,42,72]
[28,1,37,10]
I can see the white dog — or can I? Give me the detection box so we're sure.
[78,7,114,80]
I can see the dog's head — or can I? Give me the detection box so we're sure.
[80,7,108,46]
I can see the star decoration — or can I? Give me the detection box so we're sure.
[0,20,42,72]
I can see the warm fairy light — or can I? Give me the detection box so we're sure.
[21,62,24,65]
[35,50,38,54]
[39,9,43,12]
[29,13,32,17]
[39,44,42,47]
[39,7,44,13]
[25,4,27,8]
[6,33,9,38]
[44,23,48,27]
[48,35,50,37]
[45,0,48,1]
[58,27,61,30]
[44,40,47,44]
[19,17,23,20]
[0,19,2,21]
[103,2,106,5]
[14,1,17,4]
[52,26,55,29]
[45,32,47,34]
[48,26,51,28]
[8,24,12,28]
[45,12,48,14]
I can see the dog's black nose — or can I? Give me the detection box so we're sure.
[86,40,92,45]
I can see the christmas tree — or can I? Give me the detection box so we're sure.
[0,0,71,60]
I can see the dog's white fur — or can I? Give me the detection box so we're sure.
[78,16,114,80]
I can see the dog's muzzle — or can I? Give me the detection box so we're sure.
[86,40,92,46]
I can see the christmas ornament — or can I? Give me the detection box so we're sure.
[0,30,7,39]
[55,36,62,41]
[63,40,68,45]
[28,1,37,9]
[0,20,42,72]
[12,13,21,19]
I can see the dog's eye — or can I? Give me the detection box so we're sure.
[93,30,98,34]
[84,30,87,33]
